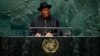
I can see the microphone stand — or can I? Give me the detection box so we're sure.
[44,19,47,36]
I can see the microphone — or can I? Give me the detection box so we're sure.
[44,19,47,35]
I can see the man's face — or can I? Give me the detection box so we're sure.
[40,7,50,18]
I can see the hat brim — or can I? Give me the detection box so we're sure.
[37,5,52,11]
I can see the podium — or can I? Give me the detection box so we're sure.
[29,27,73,37]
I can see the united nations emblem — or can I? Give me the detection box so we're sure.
[42,38,59,53]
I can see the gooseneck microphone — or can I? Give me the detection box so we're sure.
[44,19,47,35]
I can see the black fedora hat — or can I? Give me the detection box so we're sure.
[37,2,52,11]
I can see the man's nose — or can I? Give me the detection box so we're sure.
[45,11,49,14]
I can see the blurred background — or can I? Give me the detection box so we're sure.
[0,0,100,36]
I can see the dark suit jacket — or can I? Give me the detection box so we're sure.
[29,15,63,36]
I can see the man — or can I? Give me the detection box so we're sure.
[29,2,62,37]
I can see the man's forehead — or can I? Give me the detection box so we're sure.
[41,7,50,11]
